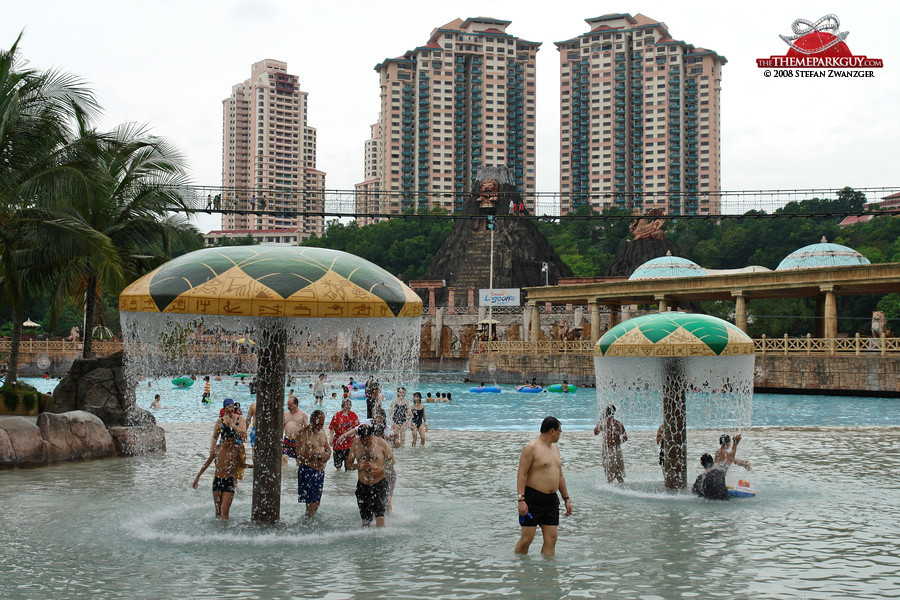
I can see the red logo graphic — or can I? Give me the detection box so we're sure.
[757,15,883,68]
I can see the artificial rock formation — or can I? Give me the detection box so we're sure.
[424,167,572,304]
[605,238,678,277]
[49,351,155,428]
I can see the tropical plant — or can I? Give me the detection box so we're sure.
[0,34,100,386]
[38,121,201,358]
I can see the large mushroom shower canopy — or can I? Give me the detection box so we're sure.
[119,245,422,318]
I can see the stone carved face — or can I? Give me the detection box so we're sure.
[477,179,500,208]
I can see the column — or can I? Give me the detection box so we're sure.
[530,301,541,342]
[590,300,602,342]
[523,303,531,341]
[654,295,668,313]
[467,287,475,315]
[731,291,747,333]
[428,288,436,316]
[447,288,456,313]
[607,303,621,329]
[822,286,837,339]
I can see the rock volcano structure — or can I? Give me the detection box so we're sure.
[424,167,572,301]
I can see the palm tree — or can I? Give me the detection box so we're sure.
[0,33,100,386]
[41,121,201,358]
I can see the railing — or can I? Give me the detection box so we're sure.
[471,340,595,355]
[0,340,124,355]
[470,336,900,357]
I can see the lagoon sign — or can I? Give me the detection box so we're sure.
[479,288,520,307]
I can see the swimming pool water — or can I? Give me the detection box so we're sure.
[21,372,899,430]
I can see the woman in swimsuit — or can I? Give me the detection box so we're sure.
[410,392,427,447]
[390,387,410,447]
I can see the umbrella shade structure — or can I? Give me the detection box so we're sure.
[595,313,754,490]
[596,312,754,358]
[119,245,421,318]
[119,246,422,523]
[22,318,40,328]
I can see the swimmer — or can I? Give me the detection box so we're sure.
[150,394,164,409]
[714,434,751,470]
[515,416,572,555]
[295,410,331,518]
[193,433,253,520]
[346,425,394,527]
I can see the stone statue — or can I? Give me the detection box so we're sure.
[474,178,500,231]
[66,326,80,343]
[629,208,666,241]
[872,311,893,338]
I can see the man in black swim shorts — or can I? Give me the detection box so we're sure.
[515,416,573,555]
[346,425,394,527]
[519,486,560,527]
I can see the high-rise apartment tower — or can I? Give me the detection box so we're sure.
[360,18,539,216]
[556,14,725,216]
[218,59,325,245]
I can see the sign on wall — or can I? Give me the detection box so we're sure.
[479,288,521,307]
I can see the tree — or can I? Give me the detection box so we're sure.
[40,122,200,358]
[0,34,100,386]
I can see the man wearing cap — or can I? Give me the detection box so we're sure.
[210,399,245,454]
[295,410,332,518]
[346,424,394,527]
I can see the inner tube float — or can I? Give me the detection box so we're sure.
[516,386,543,393]
[547,384,577,393]
[172,377,194,388]
[727,480,756,498]
[349,382,367,390]
[232,373,248,378]
[470,386,501,393]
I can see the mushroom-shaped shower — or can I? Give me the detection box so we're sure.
[119,246,422,522]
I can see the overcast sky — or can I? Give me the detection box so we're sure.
[4,0,898,233]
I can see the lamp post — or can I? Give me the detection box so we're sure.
[487,215,494,340]
[541,262,549,286]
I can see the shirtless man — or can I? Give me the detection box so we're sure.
[313,373,326,406]
[283,396,309,466]
[346,424,394,527]
[193,433,253,520]
[295,410,332,518]
[515,416,573,555]
[594,405,627,483]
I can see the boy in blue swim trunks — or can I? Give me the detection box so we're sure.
[193,433,253,520]
[295,410,332,518]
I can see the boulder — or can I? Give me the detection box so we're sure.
[38,410,115,463]
[49,352,155,427]
[108,425,167,456]
[0,417,44,466]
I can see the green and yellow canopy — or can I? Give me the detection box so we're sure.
[119,246,422,319]
[596,313,753,357]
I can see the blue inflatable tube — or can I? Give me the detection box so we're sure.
[471,386,501,393]
[516,386,543,393]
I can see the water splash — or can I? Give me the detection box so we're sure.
[120,313,421,388]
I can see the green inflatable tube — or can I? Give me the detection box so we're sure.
[547,384,577,393]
